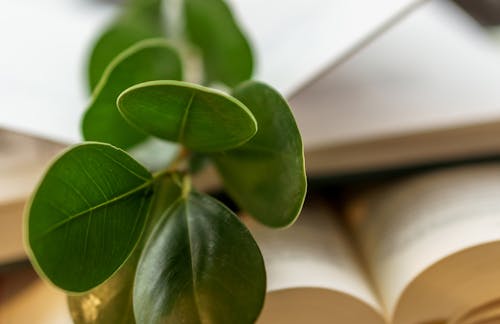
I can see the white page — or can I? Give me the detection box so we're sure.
[0,0,421,144]
[0,0,114,143]
[231,0,424,95]
[291,0,500,150]
[246,201,382,313]
[350,164,500,314]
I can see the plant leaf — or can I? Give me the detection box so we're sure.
[87,6,164,90]
[117,80,257,152]
[184,0,253,87]
[68,176,182,324]
[134,190,266,324]
[25,143,154,293]
[82,39,183,150]
[212,81,306,227]
[68,249,138,324]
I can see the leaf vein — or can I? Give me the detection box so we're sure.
[33,180,154,241]
[98,148,150,181]
[58,177,92,208]
[76,157,109,200]
[183,199,203,323]
[178,92,195,143]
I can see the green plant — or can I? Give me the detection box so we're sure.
[24,0,306,323]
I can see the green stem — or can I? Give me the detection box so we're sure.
[152,167,175,181]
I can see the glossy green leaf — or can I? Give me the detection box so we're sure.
[134,190,266,324]
[82,39,183,150]
[184,0,253,86]
[25,143,155,293]
[87,4,164,90]
[213,81,306,227]
[68,176,182,324]
[117,80,257,152]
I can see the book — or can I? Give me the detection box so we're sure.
[3,1,500,178]
[247,163,500,324]
[0,0,421,143]
[6,162,500,323]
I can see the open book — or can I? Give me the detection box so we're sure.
[248,163,500,324]
[3,1,500,178]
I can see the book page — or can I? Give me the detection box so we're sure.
[0,0,420,144]
[348,163,500,315]
[291,0,500,151]
[231,0,423,96]
[245,199,382,314]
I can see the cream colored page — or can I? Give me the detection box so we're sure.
[350,164,500,314]
[246,201,382,313]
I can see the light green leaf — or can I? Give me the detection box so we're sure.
[117,80,257,152]
[68,250,138,324]
[25,143,154,293]
[87,5,164,90]
[82,39,183,150]
[213,81,306,228]
[134,190,266,324]
[68,176,183,324]
[184,0,253,87]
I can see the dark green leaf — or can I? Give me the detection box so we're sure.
[188,152,210,174]
[25,143,154,293]
[82,39,183,150]
[87,6,164,90]
[117,80,257,152]
[184,0,253,87]
[213,81,306,227]
[134,190,266,324]
[67,176,182,323]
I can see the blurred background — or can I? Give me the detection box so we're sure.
[2,0,500,322]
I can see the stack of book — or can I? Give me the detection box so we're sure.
[3,0,500,323]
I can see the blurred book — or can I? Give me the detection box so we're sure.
[5,162,500,323]
[0,131,64,264]
[248,163,500,324]
[0,265,70,324]
[0,0,421,143]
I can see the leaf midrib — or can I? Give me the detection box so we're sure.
[32,179,154,242]
[177,92,195,143]
[182,197,203,324]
